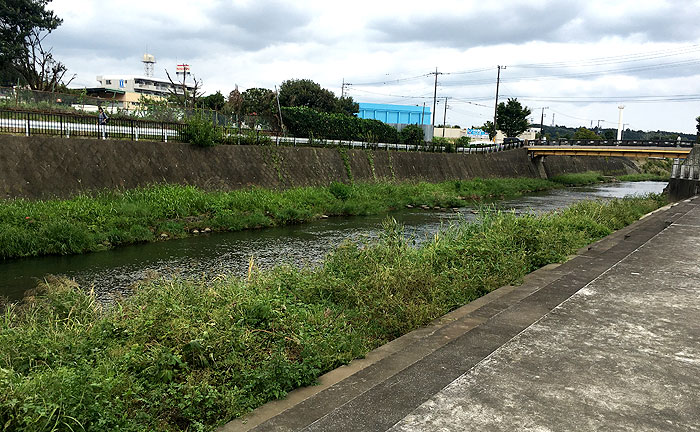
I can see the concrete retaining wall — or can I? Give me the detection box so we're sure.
[0,135,638,199]
[668,145,700,200]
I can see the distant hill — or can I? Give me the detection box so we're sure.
[535,124,696,141]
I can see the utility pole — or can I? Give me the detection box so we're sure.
[540,106,549,140]
[493,65,506,140]
[551,112,555,126]
[341,78,345,98]
[442,96,448,137]
[430,67,441,129]
[421,102,426,125]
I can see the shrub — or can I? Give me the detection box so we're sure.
[281,107,399,143]
[329,181,352,200]
[432,136,454,152]
[183,113,223,147]
[456,136,471,150]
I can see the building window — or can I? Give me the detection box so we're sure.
[106,80,111,85]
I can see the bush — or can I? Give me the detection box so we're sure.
[456,136,471,149]
[183,113,223,147]
[399,124,425,146]
[432,136,453,152]
[281,107,398,143]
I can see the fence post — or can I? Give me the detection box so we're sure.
[162,122,166,142]
[130,120,134,141]
[60,115,63,138]
[25,112,30,136]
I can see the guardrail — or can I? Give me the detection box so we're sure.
[266,136,525,153]
[526,139,696,148]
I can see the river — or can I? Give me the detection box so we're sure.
[0,181,666,302]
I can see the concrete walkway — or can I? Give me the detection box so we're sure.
[224,197,700,432]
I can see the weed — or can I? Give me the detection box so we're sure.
[0,194,666,431]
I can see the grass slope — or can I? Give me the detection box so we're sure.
[0,178,560,260]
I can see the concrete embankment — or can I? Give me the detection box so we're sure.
[0,135,637,199]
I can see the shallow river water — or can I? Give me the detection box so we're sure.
[0,181,666,301]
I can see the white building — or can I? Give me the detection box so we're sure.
[86,55,196,109]
[94,75,195,99]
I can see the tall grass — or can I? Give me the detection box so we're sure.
[0,178,558,260]
[617,173,668,182]
[0,194,667,431]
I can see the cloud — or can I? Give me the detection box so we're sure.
[50,0,313,63]
[368,1,700,48]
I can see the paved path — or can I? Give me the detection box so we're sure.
[225,197,700,432]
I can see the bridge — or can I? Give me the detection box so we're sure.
[525,139,694,160]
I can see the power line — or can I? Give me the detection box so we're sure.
[512,44,700,69]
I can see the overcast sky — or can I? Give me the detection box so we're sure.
[48,0,700,134]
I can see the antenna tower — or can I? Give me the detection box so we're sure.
[142,53,156,77]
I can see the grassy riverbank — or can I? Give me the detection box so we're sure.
[0,194,667,431]
[0,178,561,260]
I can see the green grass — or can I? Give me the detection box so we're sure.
[0,178,559,260]
[550,171,607,186]
[0,194,667,431]
[617,173,668,182]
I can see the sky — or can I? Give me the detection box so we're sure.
[47,0,700,134]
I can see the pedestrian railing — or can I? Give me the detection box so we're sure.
[0,107,529,154]
[0,109,187,142]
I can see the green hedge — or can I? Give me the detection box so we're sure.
[281,106,399,143]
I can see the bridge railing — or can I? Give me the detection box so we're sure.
[526,139,695,148]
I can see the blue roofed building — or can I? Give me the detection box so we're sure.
[357,103,431,125]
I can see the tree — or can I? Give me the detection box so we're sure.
[496,98,531,138]
[241,87,278,129]
[0,0,74,90]
[199,91,225,111]
[278,79,337,113]
[241,87,275,116]
[226,86,243,119]
[572,127,601,140]
[164,69,203,109]
[335,95,359,116]
[480,121,496,140]
[399,124,424,145]
[603,130,616,140]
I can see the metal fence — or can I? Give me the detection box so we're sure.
[0,108,187,142]
[0,107,530,154]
